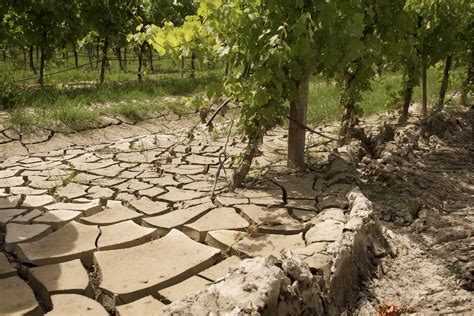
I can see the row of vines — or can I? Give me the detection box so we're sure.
[1,0,473,187]
[0,0,198,85]
[132,0,472,186]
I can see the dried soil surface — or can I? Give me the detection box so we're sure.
[0,105,472,314]
[354,107,473,314]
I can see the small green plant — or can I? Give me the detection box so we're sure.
[437,264,464,279]
[112,103,145,122]
[50,106,100,131]
[47,186,57,195]
[7,109,36,133]
[61,170,77,186]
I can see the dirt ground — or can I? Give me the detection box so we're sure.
[354,107,473,314]
[0,104,472,314]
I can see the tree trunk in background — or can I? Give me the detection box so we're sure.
[123,47,127,67]
[39,48,45,87]
[148,46,154,72]
[437,55,452,109]
[36,46,39,62]
[29,46,37,74]
[340,67,361,137]
[288,70,310,168]
[116,47,124,71]
[62,41,67,65]
[399,66,415,125]
[421,56,428,117]
[190,51,196,79]
[2,47,6,61]
[73,44,79,68]
[181,56,185,78]
[96,41,100,68]
[137,44,144,82]
[87,46,93,69]
[461,52,473,107]
[22,48,26,68]
[99,38,109,85]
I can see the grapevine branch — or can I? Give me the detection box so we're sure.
[286,115,339,141]
[206,98,232,127]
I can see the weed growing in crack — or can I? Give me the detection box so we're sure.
[62,170,77,186]
[437,264,464,279]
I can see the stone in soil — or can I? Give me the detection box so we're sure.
[28,259,92,301]
[143,175,179,187]
[206,230,305,258]
[88,164,124,177]
[0,176,24,188]
[70,158,115,171]
[237,189,283,206]
[86,186,114,199]
[45,199,102,216]
[29,176,62,189]
[0,195,21,209]
[317,194,349,210]
[5,222,52,252]
[293,209,317,221]
[115,179,153,194]
[166,165,204,176]
[237,204,307,234]
[286,199,317,211]
[116,152,150,163]
[10,209,43,224]
[158,275,210,302]
[305,219,345,244]
[80,200,142,226]
[55,183,89,200]
[16,221,99,266]
[276,174,317,199]
[159,187,206,202]
[137,186,166,198]
[115,295,165,316]
[0,208,28,225]
[93,229,220,305]
[10,187,47,195]
[183,207,249,242]
[0,169,17,179]
[46,294,108,315]
[310,208,347,224]
[0,276,41,316]
[33,210,82,229]
[97,220,157,250]
[198,256,242,281]
[128,197,170,216]
[215,194,249,206]
[0,253,16,278]
[142,202,214,236]
[294,242,332,274]
[185,154,219,165]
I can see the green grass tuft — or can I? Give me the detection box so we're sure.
[49,106,100,131]
[112,103,146,122]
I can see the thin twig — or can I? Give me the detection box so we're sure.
[286,115,339,141]
[206,98,232,127]
[210,107,237,201]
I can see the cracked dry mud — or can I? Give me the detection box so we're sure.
[0,107,472,315]
[0,110,342,315]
